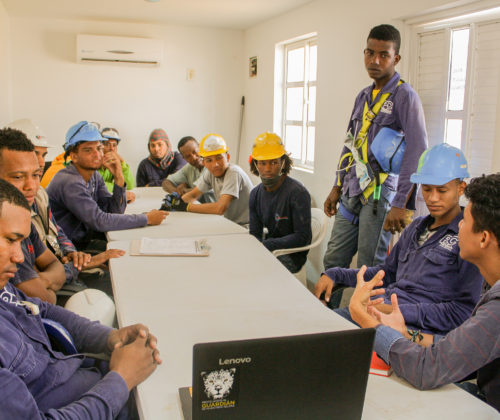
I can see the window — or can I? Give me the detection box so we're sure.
[275,35,317,170]
[411,8,500,177]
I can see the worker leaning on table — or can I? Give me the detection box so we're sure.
[0,178,161,418]
[349,173,500,412]
[47,121,168,253]
[173,133,253,226]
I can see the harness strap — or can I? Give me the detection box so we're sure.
[338,202,359,226]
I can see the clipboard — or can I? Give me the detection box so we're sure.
[130,238,210,257]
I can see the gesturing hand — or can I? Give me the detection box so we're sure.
[368,294,407,336]
[348,265,385,328]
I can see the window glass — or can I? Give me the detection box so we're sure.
[287,47,305,83]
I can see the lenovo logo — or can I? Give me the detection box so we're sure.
[219,357,252,365]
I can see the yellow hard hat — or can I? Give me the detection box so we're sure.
[199,133,228,157]
[251,132,286,160]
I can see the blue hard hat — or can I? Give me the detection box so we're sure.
[371,127,406,175]
[64,121,105,151]
[410,143,469,185]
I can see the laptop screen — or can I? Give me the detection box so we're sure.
[181,329,375,420]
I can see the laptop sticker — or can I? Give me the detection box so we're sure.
[200,368,239,411]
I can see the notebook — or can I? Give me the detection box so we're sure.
[130,238,210,256]
[370,351,392,377]
[179,328,375,420]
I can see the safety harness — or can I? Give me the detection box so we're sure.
[337,80,404,223]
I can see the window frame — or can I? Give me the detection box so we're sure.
[276,34,317,171]
[407,5,500,176]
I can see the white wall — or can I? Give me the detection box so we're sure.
[0,0,11,121]
[6,17,244,173]
[241,0,474,281]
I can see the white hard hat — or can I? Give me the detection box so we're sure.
[5,118,54,148]
[64,289,116,327]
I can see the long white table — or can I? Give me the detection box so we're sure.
[126,187,166,214]
[108,187,247,241]
[108,235,499,420]
[107,212,247,241]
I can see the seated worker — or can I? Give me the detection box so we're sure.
[162,136,215,203]
[98,127,136,203]
[248,132,312,273]
[314,144,483,336]
[47,121,167,252]
[136,128,186,187]
[178,133,253,226]
[0,127,123,296]
[0,129,66,304]
[349,173,500,412]
[0,178,161,417]
[0,128,124,296]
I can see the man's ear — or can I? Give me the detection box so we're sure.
[394,54,401,66]
[480,230,490,249]
[458,181,466,196]
[226,153,230,162]
[481,230,498,249]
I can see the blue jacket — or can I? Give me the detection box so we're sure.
[0,283,129,418]
[47,163,148,243]
[325,212,484,335]
[334,72,428,209]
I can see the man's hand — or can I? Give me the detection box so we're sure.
[109,331,161,391]
[86,249,126,269]
[368,294,406,335]
[314,274,335,304]
[126,191,136,203]
[103,151,125,186]
[102,151,123,175]
[324,186,342,217]
[107,324,158,352]
[146,209,168,225]
[383,207,407,234]
[372,303,393,315]
[348,266,385,328]
[62,251,92,271]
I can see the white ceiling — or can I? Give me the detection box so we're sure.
[1,0,314,30]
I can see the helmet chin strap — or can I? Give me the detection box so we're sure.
[259,161,285,188]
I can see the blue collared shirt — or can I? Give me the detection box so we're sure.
[47,163,148,242]
[326,212,484,335]
[0,283,129,417]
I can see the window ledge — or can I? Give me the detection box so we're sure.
[293,165,314,174]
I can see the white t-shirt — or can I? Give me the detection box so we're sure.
[195,164,253,225]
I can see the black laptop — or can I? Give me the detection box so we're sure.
[179,328,375,420]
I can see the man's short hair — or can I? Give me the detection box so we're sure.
[249,154,293,177]
[465,173,500,244]
[0,178,31,215]
[367,24,401,54]
[178,136,197,151]
[0,128,35,158]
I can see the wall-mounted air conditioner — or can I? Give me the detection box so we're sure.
[77,34,163,65]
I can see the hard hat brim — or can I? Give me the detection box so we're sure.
[410,173,458,186]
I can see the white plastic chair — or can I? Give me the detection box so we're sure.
[272,208,328,287]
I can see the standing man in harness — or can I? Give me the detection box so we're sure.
[323,24,427,277]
